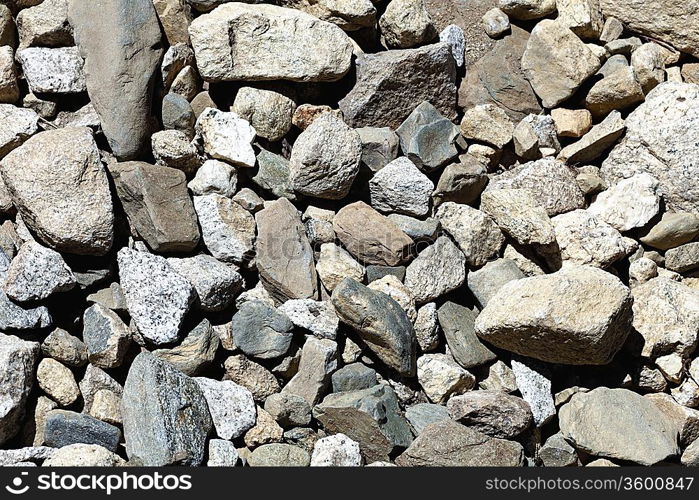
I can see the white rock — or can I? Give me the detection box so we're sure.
[511,357,556,427]
[195,108,256,167]
[435,202,504,266]
[0,334,39,445]
[311,433,363,466]
[315,243,365,292]
[187,159,237,197]
[417,353,475,404]
[208,439,240,467]
[3,241,76,302]
[278,299,340,340]
[195,377,256,440]
[18,47,86,94]
[414,302,440,352]
[368,274,417,323]
[439,24,465,67]
[588,173,660,232]
[369,157,433,217]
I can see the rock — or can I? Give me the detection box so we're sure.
[231,87,295,142]
[0,334,39,445]
[479,360,518,393]
[86,283,126,314]
[368,275,417,323]
[43,410,121,451]
[0,47,19,104]
[41,328,87,368]
[82,304,130,369]
[243,406,283,447]
[405,403,450,435]
[417,353,475,404]
[194,378,255,440]
[666,243,699,273]
[435,202,504,266]
[68,0,163,160]
[207,439,239,467]
[153,0,192,45]
[632,43,675,94]
[379,0,436,49]
[253,149,296,202]
[640,213,699,251]
[195,108,256,168]
[188,160,237,198]
[152,319,218,376]
[558,110,626,163]
[404,236,467,304]
[552,210,637,268]
[386,215,439,242]
[18,47,85,94]
[0,127,113,255]
[151,130,202,174]
[332,278,416,376]
[112,162,200,253]
[194,194,256,267]
[588,173,660,232]
[482,8,510,38]
[539,433,578,466]
[467,259,525,308]
[369,157,433,217]
[476,266,633,365]
[117,248,196,346]
[682,439,699,466]
[522,20,601,108]
[413,302,440,352]
[3,241,76,302]
[556,0,603,39]
[314,384,413,462]
[281,0,377,31]
[339,42,456,128]
[256,198,318,301]
[36,358,79,406]
[316,243,365,292]
[16,0,73,49]
[439,23,466,66]
[248,443,310,467]
[45,443,126,466]
[89,389,122,425]
[356,127,400,173]
[282,337,337,405]
[498,0,556,20]
[601,83,699,214]
[0,104,39,159]
[599,0,699,58]
[460,104,514,148]
[585,66,644,117]
[396,419,524,466]
[437,302,496,369]
[560,387,679,465]
[334,201,413,266]
[432,157,488,207]
[447,391,533,439]
[551,108,592,138]
[599,16,623,43]
[231,301,293,360]
[511,356,555,426]
[331,363,378,393]
[264,393,311,428]
[224,355,280,402]
[396,101,459,170]
[169,255,243,313]
[79,365,122,417]
[162,92,195,136]
[310,433,362,466]
[122,352,212,466]
[278,299,340,340]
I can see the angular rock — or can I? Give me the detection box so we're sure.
[467,259,524,308]
[248,443,310,467]
[316,243,365,292]
[558,110,625,163]
[368,274,417,323]
[151,130,202,174]
[0,47,19,104]
[311,433,363,467]
[224,354,280,402]
[16,0,73,49]
[0,334,39,445]
[585,66,644,117]
[369,157,433,216]
[480,189,556,247]
[436,202,504,266]
[283,337,337,406]
[194,377,255,440]
[82,303,130,369]
[404,236,466,304]
[432,157,488,207]
[231,301,293,360]
[539,433,578,466]
[640,212,699,251]
[18,47,85,94]
[460,104,514,148]
[278,299,340,340]
[417,353,475,404]
[447,391,533,439]
[511,356,555,426]
[0,105,39,159]
[437,302,496,369]
[357,127,400,173]
[168,255,243,312]
[264,392,311,428]
[551,108,592,138]
[331,363,378,393]
[41,328,87,368]
[556,0,603,39]
[195,108,256,168]
[188,160,237,198]
[36,358,79,406]
[379,0,436,49]
[43,410,121,451]
[405,403,450,435]
[232,87,295,142]
[3,241,76,302]
[588,173,660,232]
[152,319,219,376]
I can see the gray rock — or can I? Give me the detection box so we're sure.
[539,433,579,467]
[152,319,219,376]
[447,391,533,439]
[122,352,212,466]
[311,433,362,467]
[560,387,679,465]
[331,363,378,393]
[396,101,459,170]
[365,265,406,284]
[432,157,488,207]
[386,215,440,242]
[189,3,353,82]
[207,439,239,467]
[248,443,311,467]
[0,127,114,255]
[0,104,39,159]
[339,42,456,129]
[86,283,127,314]
[282,337,337,406]
[435,202,504,266]
[68,0,163,160]
[511,356,555,427]
[151,130,202,174]
[264,393,311,428]
[356,127,400,173]
[278,299,339,340]
[117,248,196,345]
[3,241,76,302]
[256,198,318,301]
[0,334,39,445]
[437,302,496,369]
[162,92,195,136]
[405,403,450,435]
[414,302,440,352]
[43,410,121,451]
[41,328,87,368]
[332,278,416,376]
[232,87,296,142]
[0,446,56,466]
[18,46,85,94]
[682,439,699,467]
[314,384,413,462]
[379,0,436,49]
[194,377,256,440]
[404,236,466,305]
[369,157,433,217]
[253,150,296,201]
[79,364,122,416]
[231,301,293,360]
[467,259,524,308]
[168,255,243,312]
[83,303,130,369]
[664,243,699,273]
[16,0,73,49]
[280,0,377,31]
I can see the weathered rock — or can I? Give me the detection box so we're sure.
[169,255,243,312]
[558,110,625,163]
[539,433,578,466]
[417,353,475,404]
[194,377,255,440]
[476,266,633,365]
[152,319,219,376]
[0,334,39,445]
[311,433,362,466]
[243,405,283,447]
[588,173,660,232]
[482,8,510,38]
[404,236,466,304]
[36,358,79,406]
[44,444,125,467]
[479,360,518,393]
[44,410,121,451]
[195,108,256,168]
[379,0,436,49]
[188,159,237,198]
[639,212,699,251]
[405,403,450,435]
[560,387,679,465]
[369,157,433,217]
[467,259,524,308]
[153,0,192,45]
[41,328,87,368]
[232,87,295,142]
[283,337,337,405]
[264,392,311,428]
[556,0,603,39]
[316,243,365,292]
[162,92,195,136]
[332,278,416,376]
[437,302,496,369]
[357,127,400,173]
[3,241,76,302]
[551,108,592,138]
[0,127,113,255]
[224,355,280,402]
[511,356,555,426]
[256,198,318,301]
[331,363,378,393]
[18,47,84,94]
[122,352,212,466]
[498,0,556,20]
[82,303,130,369]
[231,301,293,360]
[0,47,19,104]
[666,243,699,273]
[279,299,339,340]
[16,0,73,49]
[432,158,488,207]
[207,439,239,467]
[68,0,163,159]
[435,202,504,266]
[248,443,310,467]
[460,104,514,148]
[447,391,533,439]
[586,66,644,117]
[0,105,39,159]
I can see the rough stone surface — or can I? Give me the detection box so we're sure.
[588,173,660,232]
[195,377,256,440]
[447,391,533,439]
[196,108,256,168]
[404,236,466,305]
[231,301,293,360]
[436,202,504,266]
[0,334,39,445]
[438,302,496,369]
[369,157,433,217]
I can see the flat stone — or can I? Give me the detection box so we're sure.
[282,337,337,405]
[588,173,660,232]
[435,202,504,266]
[43,410,120,451]
[417,353,475,404]
[231,301,293,360]
[558,110,625,163]
[3,241,76,302]
[437,301,496,369]
[0,334,39,445]
[278,299,340,340]
[195,377,255,440]
[639,212,699,251]
[404,236,466,305]
[447,391,533,439]
[195,108,256,168]
[395,101,459,170]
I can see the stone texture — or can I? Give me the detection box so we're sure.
[231,301,293,360]
[224,355,280,402]
[18,47,84,94]
[467,259,524,308]
[153,319,219,376]
[82,303,130,369]
[283,336,337,406]
[369,157,433,216]
[195,377,255,440]
[316,243,365,292]
[447,391,533,439]
[3,241,76,302]
[588,173,660,232]
[188,159,237,198]
[43,410,121,451]
[169,255,243,313]
[438,302,496,369]
[379,0,436,49]
[640,212,699,251]
[436,202,504,266]
[0,105,39,159]
[404,236,466,305]
[279,299,339,340]
[311,433,362,466]
[36,358,79,406]
[558,110,626,163]
[196,108,256,168]
[0,334,39,445]
[417,353,475,404]
[460,104,514,148]
[511,356,555,426]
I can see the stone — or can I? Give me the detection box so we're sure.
[153,0,192,45]
[552,108,592,138]
[283,337,337,405]
[552,210,637,268]
[170,65,199,101]
[558,110,625,163]
[417,353,475,404]
[414,303,440,352]
[560,387,679,465]
[314,384,413,462]
[460,104,514,148]
[207,439,239,467]
[332,278,416,376]
[195,108,256,168]
[117,248,196,346]
[40,443,121,466]
[289,112,361,200]
[386,215,439,242]
[253,149,296,201]
[601,83,699,214]
[15,0,70,49]
[278,299,340,340]
[682,440,699,467]
[89,389,122,425]
[368,275,417,323]
[82,304,130,369]
[231,301,293,360]
[316,243,365,293]
[339,42,456,128]
[224,355,280,402]
[476,266,633,365]
[244,406,283,447]
[396,419,524,466]
[0,127,113,255]
[521,20,601,108]
[311,433,362,466]
[0,334,39,445]
[79,365,122,417]
[248,443,310,467]
[511,356,555,426]
[379,0,436,49]
[280,0,377,31]
[632,43,675,94]
[331,363,378,393]
[41,329,87,368]
[439,23,466,66]
[3,241,76,302]
[18,47,85,94]
[152,319,219,376]
[640,213,699,251]
[151,130,202,174]
[256,198,318,301]
[36,358,79,407]
[396,101,459,170]
[68,0,163,160]
[585,66,644,117]
[334,202,413,266]
[357,127,400,173]
[539,433,578,466]
[405,403,450,435]
[599,16,623,43]
[588,173,660,232]
[43,410,121,451]
[482,8,510,38]
[194,377,255,440]
[264,393,311,428]
[188,160,237,198]
[498,0,555,20]
[404,236,466,305]
[432,158,488,207]
[556,0,603,39]
[437,302,496,369]
[162,92,195,136]
[0,105,39,159]
[369,157,433,217]
[435,202,504,266]
[479,360,518,393]
[0,47,19,104]
[233,87,295,141]
[122,352,212,466]
[112,162,200,253]
[467,259,525,308]
[447,391,533,439]
[168,255,243,313]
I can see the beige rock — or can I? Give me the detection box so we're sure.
[316,243,365,292]
[36,358,79,407]
[480,188,556,247]
[585,66,644,117]
[558,110,625,163]
[244,407,283,448]
[588,172,660,232]
[551,108,592,138]
[43,444,126,467]
[232,87,296,142]
[435,202,504,266]
[417,353,475,404]
[556,0,603,39]
[498,0,556,20]
[379,0,437,49]
[89,389,122,426]
[0,47,19,104]
[460,104,514,148]
[368,275,417,323]
[153,0,192,45]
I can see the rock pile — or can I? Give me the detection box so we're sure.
[1,0,699,467]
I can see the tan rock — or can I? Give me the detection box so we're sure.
[551,108,592,138]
